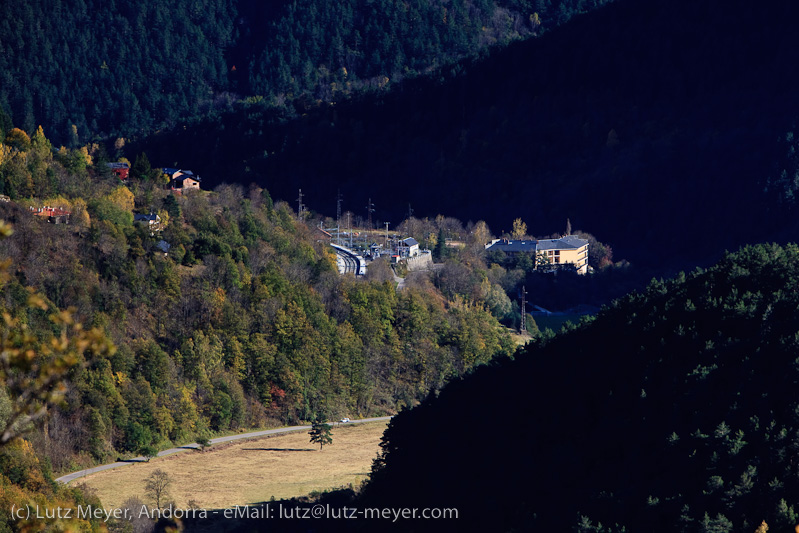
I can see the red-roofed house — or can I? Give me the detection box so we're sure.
[107,162,130,180]
[32,206,71,224]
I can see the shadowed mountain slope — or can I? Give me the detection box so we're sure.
[359,243,799,531]
[136,0,799,273]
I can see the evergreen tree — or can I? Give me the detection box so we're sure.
[309,418,333,450]
[163,193,181,218]
[0,107,12,140]
[434,228,448,261]
[130,152,160,182]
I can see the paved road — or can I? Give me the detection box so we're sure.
[393,270,406,290]
[56,416,392,484]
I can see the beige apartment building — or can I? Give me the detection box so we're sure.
[485,235,590,274]
[535,235,589,274]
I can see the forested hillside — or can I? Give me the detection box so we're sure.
[239,0,612,99]
[0,0,236,144]
[0,125,514,521]
[357,243,799,531]
[134,0,799,275]
[0,0,610,146]
[7,0,799,529]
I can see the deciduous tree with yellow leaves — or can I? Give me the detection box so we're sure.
[511,217,527,239]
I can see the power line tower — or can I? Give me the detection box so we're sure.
[366,198,375,230]
[404,203,414,235]
[520,286,528,333]
[297,189,305,220]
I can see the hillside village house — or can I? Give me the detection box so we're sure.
[162,168,201,193]
[397,237,420,258]
[134,213,161,226]
[486,235,590,274]
[31,206,71,224]
[107,162,130,180]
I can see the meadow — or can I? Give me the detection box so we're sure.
[75,421,389,510]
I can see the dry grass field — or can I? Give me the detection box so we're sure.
[75,421,388,510]
[508,328,533,346]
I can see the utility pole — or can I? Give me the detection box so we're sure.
[347,212,353,249]
[520,286,527,333]
[336,190,343,245]
[336,190,343,226]
[384,221,389,249]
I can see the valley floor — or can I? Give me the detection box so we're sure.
[72,420,389,510]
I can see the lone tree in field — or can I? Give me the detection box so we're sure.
[309,418,333,450]
[145,469,172,509]
[196,435,212,452]
[140,443,159,462]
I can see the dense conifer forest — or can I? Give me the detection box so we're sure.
[0,0,609,147]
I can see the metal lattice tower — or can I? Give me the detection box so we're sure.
[366,198,375,230]
[297,189,305,220]
[520,286,527,333]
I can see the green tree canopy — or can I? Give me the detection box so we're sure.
[309,418,333,450]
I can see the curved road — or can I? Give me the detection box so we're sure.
[56,416,392,484]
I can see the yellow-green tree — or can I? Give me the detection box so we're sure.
[30,126,52,159]
[106,184,135,212]
[511,218,527,239]
[3,128,31,152]
[70,197,91,231]
[471,220,491,246]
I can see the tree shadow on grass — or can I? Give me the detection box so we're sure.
[242,447,316,452]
